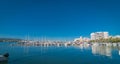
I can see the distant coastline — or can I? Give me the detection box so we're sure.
[0,38,22,42]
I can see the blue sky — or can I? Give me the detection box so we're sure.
[0,0,120,40]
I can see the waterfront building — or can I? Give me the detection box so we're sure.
[90,33,96,40]
[74,36,90,42]
[104,32,109,39]
[83,37,90,42]
[90,32,109,40]
[74,36,83,42]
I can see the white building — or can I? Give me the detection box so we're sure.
[74,36,90,42]
[74,36,83,42]
[104,32,109,39]
[90,32,109,40]
[91,33,96,40]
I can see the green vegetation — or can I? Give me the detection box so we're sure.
[0,38,22,42]
[90,37,120,43]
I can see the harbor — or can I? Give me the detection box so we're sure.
[0,0,120,63]
[1,41,120,64]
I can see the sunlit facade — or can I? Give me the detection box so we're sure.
[90,32,109,40]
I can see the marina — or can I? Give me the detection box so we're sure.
[1,42,120,64]
[16,40,120,47]
[0,0,120,64]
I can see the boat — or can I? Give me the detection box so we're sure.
[0,53,9,62]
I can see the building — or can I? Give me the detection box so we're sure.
[90,32,109,40]
[74,36,90,42]
[74,36,83,42]
[91,33,96,40]
[104,32,109,39]
[83,37,90,42]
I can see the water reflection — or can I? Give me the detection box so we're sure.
[0,61,8,64]
[92,44,112,56]
[10,42,120,57]
[3,42,120,57]
[91,43,120,57]
[119,50,120,55]
[2,42,120,64]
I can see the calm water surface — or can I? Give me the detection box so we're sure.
[0,42,120,64]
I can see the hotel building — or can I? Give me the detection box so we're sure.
[90,32,109,40]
